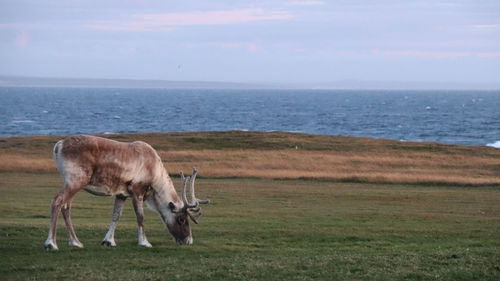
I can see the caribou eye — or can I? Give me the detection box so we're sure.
[168,202,176,211]
[177,217,186,225]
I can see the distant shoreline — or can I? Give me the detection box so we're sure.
[2,75,500,90]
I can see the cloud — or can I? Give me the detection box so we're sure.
[220,42,260,52]
[287,1,324,6]
[370,49,500,58]
[0,23,16,29]
[14,31,30,47]
[89,9,293,31]
[472,24,500,29]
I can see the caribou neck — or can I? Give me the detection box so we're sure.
[147,171,182,217]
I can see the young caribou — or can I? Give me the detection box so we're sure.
[44,135,209,250]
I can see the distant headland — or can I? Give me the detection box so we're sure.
[1,75,499,90]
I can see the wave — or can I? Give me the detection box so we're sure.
[11,120,35,124]
[486,141,500,148]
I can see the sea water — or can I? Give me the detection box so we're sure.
[0,87,498,146]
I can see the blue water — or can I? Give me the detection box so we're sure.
[0,87,499,146]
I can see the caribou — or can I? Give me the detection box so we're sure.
[44,135,209,250]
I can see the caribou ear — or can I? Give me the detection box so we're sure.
[187,210,201,224]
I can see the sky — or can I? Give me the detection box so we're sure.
[1,0,499,85]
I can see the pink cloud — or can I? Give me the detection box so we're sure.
[287,1,324,6]
[14,31,30,47]
[89,9,293,31]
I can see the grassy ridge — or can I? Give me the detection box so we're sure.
[2,130,498,153]
[1,131,499,185]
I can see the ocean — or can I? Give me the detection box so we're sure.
[0,87,499,146]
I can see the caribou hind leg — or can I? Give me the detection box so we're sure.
[44,183,82,250]
[44,191,62,250]
[102,195,127,247]
[61,200,83,248]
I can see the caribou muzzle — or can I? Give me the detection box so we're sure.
[176,236,193,245]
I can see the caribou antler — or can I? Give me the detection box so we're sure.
[180,168,210,210]
[180,172,198,209]
[189,168,210,206]
[178,168,210,224]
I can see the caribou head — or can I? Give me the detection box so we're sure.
[163,168,210,245]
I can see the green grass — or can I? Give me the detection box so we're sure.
[1,172,499,280]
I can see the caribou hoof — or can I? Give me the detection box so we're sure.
[44,241,59,251]
[138,241,152,248]
[68,240,84,248]
[101,240,116,247]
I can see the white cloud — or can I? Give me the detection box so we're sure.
[220,42,260,52]
[472,24,500,29]
[370,49,500,58]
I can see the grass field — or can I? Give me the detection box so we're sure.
[1,132,499,280]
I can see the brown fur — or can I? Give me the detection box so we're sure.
[60,135,161,195]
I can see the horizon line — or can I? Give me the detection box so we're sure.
[1,74,500,91]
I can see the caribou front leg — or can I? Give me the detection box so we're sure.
[132,190,152,247]
[102,195,127,247]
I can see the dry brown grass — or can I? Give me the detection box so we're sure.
[0,131,499,185]
[159,149,500,185]
[0,153,55,173]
